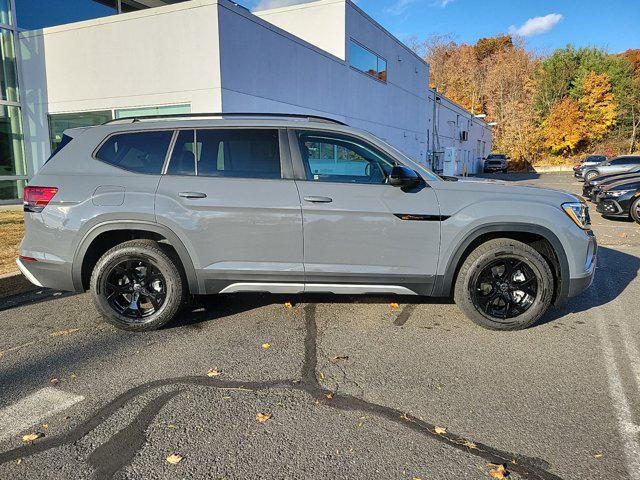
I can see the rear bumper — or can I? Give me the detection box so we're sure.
[16,258,75,291]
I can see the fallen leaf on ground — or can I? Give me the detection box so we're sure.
[15,459,21,465]
[261,343,270,349]
[389,302,399,308]
[489,464,509,478]
[167,424,176,429]
[256,412,272,423]
[434,426,447,435]
[618,232,628,238]
[284,301,293,309]
[330,355,349,363]
[49,328,80,337]
[41,424,49,429]
[50,378,59,385]
[70,373,77,379]
[206,369,221,377]
[594,453,603,459]
[463,440,477,449]
[21,433,42,442]
[325,392,334,400]
[319,372,325,380]
[166,453,183,465]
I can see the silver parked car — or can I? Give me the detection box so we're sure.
[18,114,597,331]
[582,155,640,181]
[483,154,508,173]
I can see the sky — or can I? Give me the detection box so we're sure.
[250,0,640,55]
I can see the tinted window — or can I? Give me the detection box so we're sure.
[96,130,172,174]
[298,132,395,184]
[349,40,387,82]
[167,129,281,179]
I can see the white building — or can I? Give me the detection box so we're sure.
[0,0,491,202]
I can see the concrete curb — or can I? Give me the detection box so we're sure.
[0,271,39,300]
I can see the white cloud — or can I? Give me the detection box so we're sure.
[384,0,417,15]
[253,0,315,11]
[508,13,563,37]
[436,0,453,6]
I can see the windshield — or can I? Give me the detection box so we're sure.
[375,137,442,181]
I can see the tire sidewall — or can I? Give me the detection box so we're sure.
[631,197,640,224]
[455,242,554,330]
[90,243,183,331]
[585,171,598,181]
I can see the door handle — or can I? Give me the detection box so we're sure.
[178,191,207,199]
[304,196,333,203]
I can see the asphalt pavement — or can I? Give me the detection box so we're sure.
[0,172,639,479]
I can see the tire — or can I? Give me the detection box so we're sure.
[584,170,599,181]
[454,238,554,331]
[90,240,184,331]
[631,197,640,224]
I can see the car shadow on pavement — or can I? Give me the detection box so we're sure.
[540,246,639,326]
[0,289,77,313]
[476,172,542,181]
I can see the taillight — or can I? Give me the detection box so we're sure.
[24,186,58,213]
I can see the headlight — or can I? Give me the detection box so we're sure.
[606,189,634,198]
[562,202,590,229]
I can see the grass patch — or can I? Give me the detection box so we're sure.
[0,210,24,275]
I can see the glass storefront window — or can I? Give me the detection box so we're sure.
[48,110,113,152]
[0,179,26,200]
[0,105,25,177]
[0,0,12,25]
[115,104,191,119]
[0,27,18,102]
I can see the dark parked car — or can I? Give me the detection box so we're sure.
[582,167,640,201]
[573,155,607,180]
[483,154,508,173]
[596,178,640,223]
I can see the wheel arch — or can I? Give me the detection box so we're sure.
[72,221,200,294]
[436,223,570,305]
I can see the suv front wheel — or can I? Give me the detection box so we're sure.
[90,240,184,331]
[454,238,554,330]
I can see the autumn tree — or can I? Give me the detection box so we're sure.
[579,72,617,142]
[544,98,586,154]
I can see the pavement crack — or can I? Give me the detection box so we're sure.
[0,301,563,480]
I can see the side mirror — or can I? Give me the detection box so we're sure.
[389,165,420,188]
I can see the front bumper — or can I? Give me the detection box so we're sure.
[567,233,597,298]
[484,166,506,172]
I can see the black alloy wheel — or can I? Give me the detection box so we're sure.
[470,257,538,320]
[104,257,166,320]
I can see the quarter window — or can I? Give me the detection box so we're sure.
[166,129,281,179]
[95,130,172,174]
[348,40,387,82]
[298,132,395,184]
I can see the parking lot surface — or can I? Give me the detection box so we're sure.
[1,173,639,479]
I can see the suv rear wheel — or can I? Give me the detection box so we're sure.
[90,240,184,331]
[454,238,554,330]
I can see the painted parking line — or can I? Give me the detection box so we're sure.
[0,387,84,443]
[596,319,640,480]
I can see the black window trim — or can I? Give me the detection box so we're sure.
[92,127,176,175]
[161,126,291,181]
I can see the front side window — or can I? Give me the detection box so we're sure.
[348,40,387,82]
[298,132,395,184]
[95,130,172,174]
[167,129,281,179]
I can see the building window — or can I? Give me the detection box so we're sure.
[48,104,191,151]
[115,104,191,119]
[0,0,12,26]
[348,39,387,82]
[48,110,114,152]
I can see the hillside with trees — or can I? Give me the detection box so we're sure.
[411,35,640,167]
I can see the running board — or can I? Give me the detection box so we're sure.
[218,282,417,295]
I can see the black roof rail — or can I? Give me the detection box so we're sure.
[102,112,347,126]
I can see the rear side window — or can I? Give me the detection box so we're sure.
[166,129,281,179]
[44,133,73,164]
[95,130,173,174]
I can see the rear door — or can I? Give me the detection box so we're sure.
[291,130,441,295]
[155,128,304,293]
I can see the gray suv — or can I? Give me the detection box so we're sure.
[582,155,640,181]
[18,114,597,331]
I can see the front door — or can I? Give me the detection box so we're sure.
[292,130,441,295]
[155,128,304,293]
